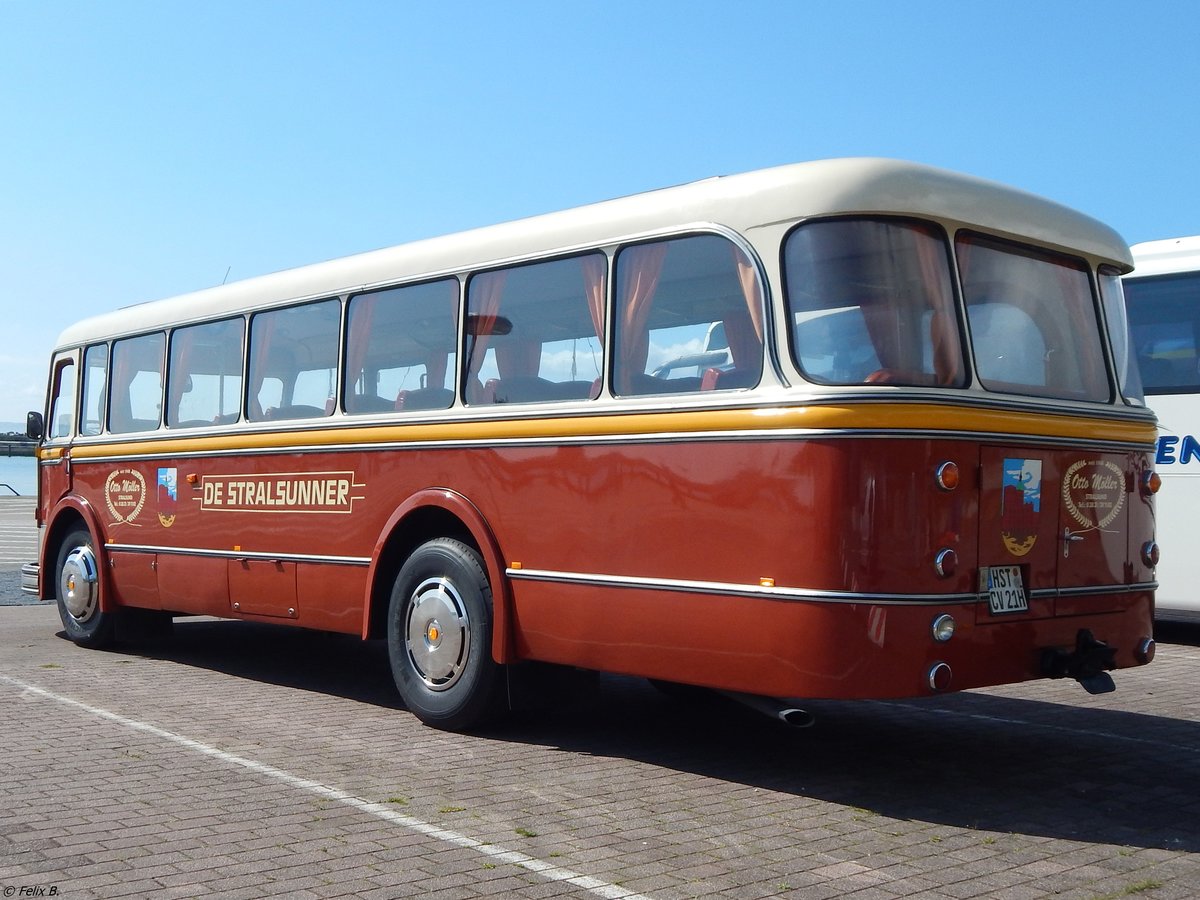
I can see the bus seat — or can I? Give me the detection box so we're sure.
[490,376,556,403]
[346,393,393,414]
[265,404,324,420]
[478,377,597,404]
[555,380,596,400]
[621,373,703,395]
[465,379,497,405]
[929,310,962,386]
[701,368,758,391]
[396,387,454,411]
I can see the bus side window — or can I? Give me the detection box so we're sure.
[1124,271,1200,395]
[613,235,763,397]
[167,317,244,427]
[248,300,339,421]
[47,356,77,440]
[345,278,458,414]
[81,344,108,436]
[464,254,605,405]
[109,332,166,434]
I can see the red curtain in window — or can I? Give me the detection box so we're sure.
[581,255,607,345]
[425,281,459,391]
[247,312,277,420]
[915,236,962,387]
[345,296,376,399]
[729,247,765,370]
[466,271,507,401]
[167,329,197,425]
[1053,261,1106,398]
[616,243,667,393]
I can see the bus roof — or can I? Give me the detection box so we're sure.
[1128,235,1200,278]
[55,157,1134,348]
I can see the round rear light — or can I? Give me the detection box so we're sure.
[928,661,953,692]
[1142,471,1161,495]
[931,614,956,642]
[934,548,958,578]
[935,461,960,492]
[1141,541,1160,567]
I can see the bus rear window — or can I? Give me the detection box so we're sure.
[783,218,964,388]
[957,233,1110,402]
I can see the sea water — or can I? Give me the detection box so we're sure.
[0,454,37,497]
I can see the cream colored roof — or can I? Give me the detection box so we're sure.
[56,157,1133,348]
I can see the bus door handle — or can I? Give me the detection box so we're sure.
[1062,528,1085,558]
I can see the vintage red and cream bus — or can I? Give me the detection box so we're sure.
[23,158,1160,730]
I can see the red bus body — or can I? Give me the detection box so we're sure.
[25,159,1158,729]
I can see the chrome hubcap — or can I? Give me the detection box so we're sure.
[405,577,470,691]
[61,545,99,622]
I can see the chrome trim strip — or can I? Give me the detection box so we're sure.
[1030,582,1156,598]
[65,425,1151,466]
[508,567,1155,605]
[506,567,979,606]
[106,542,370,567]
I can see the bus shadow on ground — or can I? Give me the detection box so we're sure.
[502,684,1200,856]
[91,617,1200,856]
[85,617,403,709]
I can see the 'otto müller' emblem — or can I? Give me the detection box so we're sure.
[1062,459,1125,531]
[1001,458,1041,557]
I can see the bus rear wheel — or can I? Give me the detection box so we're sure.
[386,538,505,730]
[55,526,116,649]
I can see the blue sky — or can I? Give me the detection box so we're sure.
[2,0,1198,424]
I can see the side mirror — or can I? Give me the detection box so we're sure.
[26,411,43,441]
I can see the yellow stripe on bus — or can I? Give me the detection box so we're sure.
[48,403,1156,460]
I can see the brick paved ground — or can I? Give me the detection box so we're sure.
[1,595,1198,899]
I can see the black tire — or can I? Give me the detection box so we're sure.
[386,538,506,730]
[55,526,116,649]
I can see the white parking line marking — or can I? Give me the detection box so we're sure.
[1,673,656,900]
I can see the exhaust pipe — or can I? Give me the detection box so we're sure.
[719,690,815,728]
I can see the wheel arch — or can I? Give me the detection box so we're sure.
[42,496,111,608]
[362,488,514,663]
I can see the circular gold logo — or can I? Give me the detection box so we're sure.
[1061,460,1125,530]
[105,468,147,525]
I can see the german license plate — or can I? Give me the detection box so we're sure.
[983,565,1028,614]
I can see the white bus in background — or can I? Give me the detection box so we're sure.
[1125,235,1200,623]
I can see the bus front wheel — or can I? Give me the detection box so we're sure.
[386,538,505,730]
[55,526,116,649]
